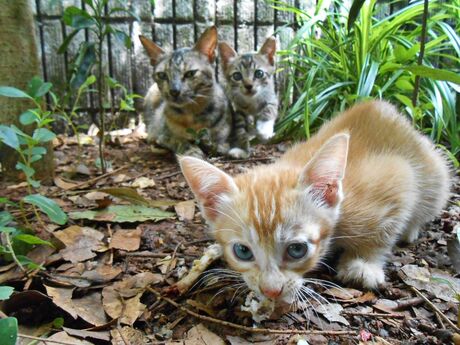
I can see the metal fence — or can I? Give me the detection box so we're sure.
[31,0,300,112]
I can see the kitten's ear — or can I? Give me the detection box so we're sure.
[299,133,349,207]
[194,26,218,62]
[218,42,237,70]
[139,35,165,66]
[179,156,238,222]
[258,36,276,65]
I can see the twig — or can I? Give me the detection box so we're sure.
[18,333,80,345]
[116,327,129,345]
[52,164,130,195]
[341,311,405,319]
[146,287,355,336]
[410,286,460,332]
[395,297,424,310]
[374,336,394,345]
[165,242,183,279]
[156,170,181,180]
[220,157,274,164]
[118,251,185,258]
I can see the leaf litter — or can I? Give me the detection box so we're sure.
[0,131,459,344]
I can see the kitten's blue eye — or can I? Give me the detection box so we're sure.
[286,243,308,259]
[184,70,198,78]
[233,243,254,261]
[254,69,264,79]
[232,72,243,81]
[156,72,168,80]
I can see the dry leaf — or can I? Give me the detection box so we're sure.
[174,200,196,221]
[35,331,93,345]
[81,265,122,283]
[102,272,162,325]
[110,326,149,345]
[63,327,110,341]
[156,256,177,274]
[166,324,225,345]
[109,229,142,251]
[54,226,104,263]
[316,303,349,325]
[84,191,109,201]
[323,287,361,300]
[76,163,91,175]
[131,176,156,189]
[45,286,108,326]
[54,176,79,190]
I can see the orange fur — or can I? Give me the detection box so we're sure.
[180,100,450,303]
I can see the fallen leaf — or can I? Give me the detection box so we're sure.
[45,286,108,326]
[112,174,129,183]
[398,264,460,302]
[316,303,349,325]
[167,324,225,345]
[76,163,91,175]
[54,226,104,263]
[35,331,93,345]
[100,187,150,206]
[81,265,122,283]
[323,287,361,300]
[6,182,28,189]
[102,272,162,325]
[175,200,196,221]
[69,205,174,223]
[63,327,110,341]
[131,176,156,189]
[110,326,149,345]
[83,191,109,201]
[54,176,79,190]
[447,237,460,274]
[109,229,142,251]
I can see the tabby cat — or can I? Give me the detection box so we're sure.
[139,26,231,157]
[179,100,450,307]
[219,37,278,158]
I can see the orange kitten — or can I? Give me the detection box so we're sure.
[179,100,450,305]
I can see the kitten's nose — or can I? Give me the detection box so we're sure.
[169,89,180,98]
[260,285,283,299]
[244,84,253,91]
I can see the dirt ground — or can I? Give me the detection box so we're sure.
[1,131,459,345]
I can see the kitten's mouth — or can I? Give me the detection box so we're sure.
[244,89,256,96]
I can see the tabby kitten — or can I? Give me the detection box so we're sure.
[179,100,450,306]
[219,37,278,158]
[139,26,231,157]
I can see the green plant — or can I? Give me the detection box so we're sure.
[276,0,460,157]
[58,0,138,173]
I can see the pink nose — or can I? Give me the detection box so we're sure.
[260,286,283,299]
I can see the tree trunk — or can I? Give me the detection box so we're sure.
[0,0,54,184]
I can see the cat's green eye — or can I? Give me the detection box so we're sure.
[184,70,198,79]
[254,69,264,79]
[156,72,168,80]
[233,243,254,261]
[286,243,308,260]
[232,72,243,81]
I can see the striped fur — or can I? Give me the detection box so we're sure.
[180,100,451,306]
[219,37,278,158]
[140,26,232,157]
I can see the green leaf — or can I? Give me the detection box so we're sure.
[69,205,174,223]
[403,65,460,85]
[0,286,14,300]
[0,86,32,99]
[63,6,94,29]
[0,227,16,234]
[14,234,53,247]
[27,177,41,188]
[58,28,80,54]
[33,128,56,143]
[15,255,43,270]
[0,211,13,227]
[69,42,96,89]
[53,317,65,328]
[23,194,68,225]
[19,110,39,125]
[15,162,35,178]
[0,317,18,345]
[27,76,52,99]
[24,146,47,156]
[0,126,20,149]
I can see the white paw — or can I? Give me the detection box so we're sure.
[228,147,249,159]
[256,120,275,142]
[337,258,385,289]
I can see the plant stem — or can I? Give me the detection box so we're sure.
[97,36,106,173]
[411,0,429,107]
[5,232,26,273]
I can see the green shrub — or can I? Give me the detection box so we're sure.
[276,0,460,157]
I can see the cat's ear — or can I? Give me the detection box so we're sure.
[258,36,276,65]
[139,35,165,66]
[218,42,237,70]
[299,133,349,207]
[194,26,218,62]
[179,156,238,222]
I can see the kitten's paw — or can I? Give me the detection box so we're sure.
[337,258,385,290]
[183,146,205,158]
[256,120,275,142]
[228,147,249,159]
